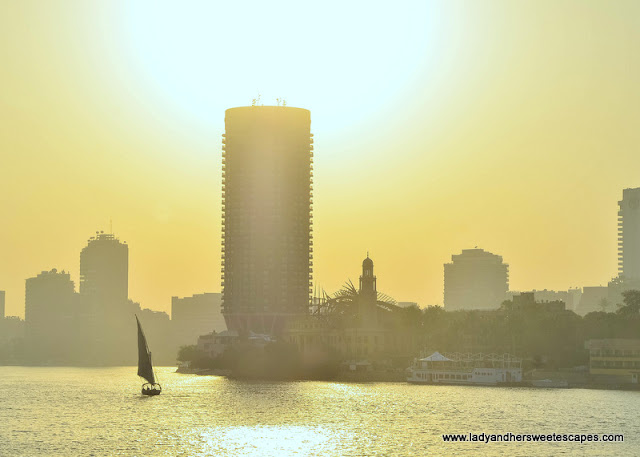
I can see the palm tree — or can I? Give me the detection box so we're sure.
[311,280,399,328]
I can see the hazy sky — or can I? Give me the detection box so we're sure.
[1,1,639,318]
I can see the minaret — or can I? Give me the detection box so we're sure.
[358,255,378,327]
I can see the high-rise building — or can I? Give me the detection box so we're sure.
[25,269,77,361]
[617,187,640,280]
[172,293,225,346]
[79,231,128,304]
[0,290,5,320]
[222,106,313,334]
[444,248,509,310]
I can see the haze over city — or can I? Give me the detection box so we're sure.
[2,0,639,319]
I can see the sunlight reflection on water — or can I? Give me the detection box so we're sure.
[199,426,347,457]
[1,367,639,456]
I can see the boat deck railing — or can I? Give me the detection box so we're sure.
[416,352,523,370]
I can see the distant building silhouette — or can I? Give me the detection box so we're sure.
[603,188,640,308]
[444,248,509,310]
[77,231,132,363]
[0,290,4,320]
[511,292,565,312]
[607,275,640,310]
[618,187,640,280]
[0,314,25,364]
[221,106,313,334]
[7,233,179,366]
[507,289,581,312]
[80,231,128,304]
[396,301,419,309]
[575,286,608,315]
[25,269,78,362]
[172,293,225,346]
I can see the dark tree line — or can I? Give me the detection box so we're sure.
[177,291,640,375]
[393,290,640,370]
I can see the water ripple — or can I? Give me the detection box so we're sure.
[1,367,638,456]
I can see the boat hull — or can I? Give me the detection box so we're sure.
[142,389,161,396]
[530,379,569,388]
[142,383,162,396]
[407,378,524,387]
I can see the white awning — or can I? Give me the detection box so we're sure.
[419,351,451,362]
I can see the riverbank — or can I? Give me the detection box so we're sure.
[176,365,406,382]
[174,367,640,390]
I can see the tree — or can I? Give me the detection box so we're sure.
[598,298,611,312]
[616,290,640,316]
[177,345,201,362]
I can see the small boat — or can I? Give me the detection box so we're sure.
[136,315,162,396]
[531,379,569,388]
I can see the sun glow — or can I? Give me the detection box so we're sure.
[1,1,638,318]
[122,1,436,133]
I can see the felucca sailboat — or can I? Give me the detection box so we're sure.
[136,315,162,396]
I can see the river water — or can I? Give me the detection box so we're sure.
[1,366,638,456]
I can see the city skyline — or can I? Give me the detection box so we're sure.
[2,181,636,320]
[2,1,640,318]
[1,136,637,319]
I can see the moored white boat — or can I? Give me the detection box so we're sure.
[407,351,523,386]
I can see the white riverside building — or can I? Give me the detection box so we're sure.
[407,352,522,385]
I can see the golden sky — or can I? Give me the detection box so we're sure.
[1,1,639,317]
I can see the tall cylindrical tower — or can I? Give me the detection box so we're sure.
[222,106,313,334]
[618,187,640,280]
[80,231,129,305]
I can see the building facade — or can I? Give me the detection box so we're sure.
[575,286,609,315]
[511,292,565,312]
[444,248,509,310]
[79,231,129,305]
[507,289,582,312]
[586,339,640,385]
[602,187,640,309]
[221,106,313,334]
[25,269,78,362]
[196,330,241,359]
[285,257,417,366]
[618,187,640,280]
[172,293,226,346]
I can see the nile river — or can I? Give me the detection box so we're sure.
[1,367,638,456]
